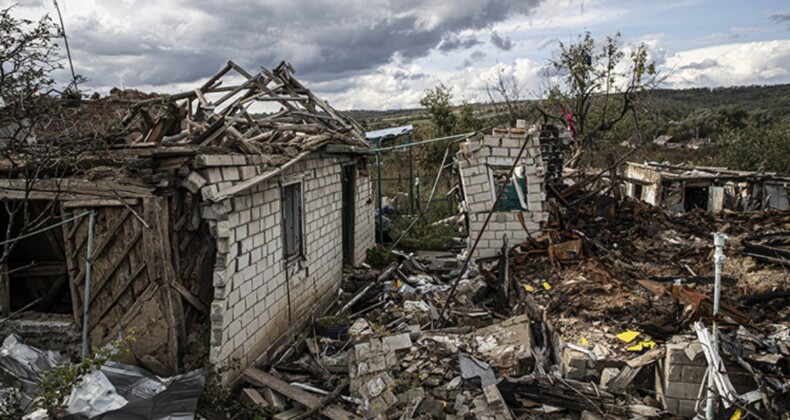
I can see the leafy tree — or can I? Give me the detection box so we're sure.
[716,105,748,130]
[718,121,790,173]
[457,101,483,133]
[419,83,456,137]
[545,32,661,167]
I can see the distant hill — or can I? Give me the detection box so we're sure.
[341,83,790,129]
[647,84,790,120]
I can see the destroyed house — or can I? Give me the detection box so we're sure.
[624,161,790,212]
[456,124,561,259]
[0,61,375,379]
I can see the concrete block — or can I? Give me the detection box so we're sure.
[180,171,208,194]
[483,136,501,147]
[664,381,704,399]
[212,200,232,217]
[196,154,236,168]
[676,399,698,418]
[381,334,413,352]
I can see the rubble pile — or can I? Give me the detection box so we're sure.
[226,189,788,419]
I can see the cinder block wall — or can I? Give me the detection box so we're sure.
[623,163,663,205]
[191,153,373,380]
[662,341,756,417]
[354,172,375,265]
[457,128,548,259]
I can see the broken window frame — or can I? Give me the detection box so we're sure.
[487,164,529,212]
[0,201,72,317]
[281,181,304,261]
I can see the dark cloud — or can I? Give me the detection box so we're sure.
[770,12,790,30]
[680,58,718,70]
[490,31,513,51]
[438,34,481,52]
[392,70,428,81]
[459,50,487,69]
[50,0,543,90]
[470,51,487,61]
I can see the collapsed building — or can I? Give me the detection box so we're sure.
[0,61,374,380]
[624,161,790,212]
[455,123,564,258]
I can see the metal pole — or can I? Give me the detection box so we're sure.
[415,177,422,212]
[706,232,726,419]
[376,139,384,243]
[408,133,415,215]
[372,132,474,153]
[81,211,95,359]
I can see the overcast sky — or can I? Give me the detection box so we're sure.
[5,0,790,110]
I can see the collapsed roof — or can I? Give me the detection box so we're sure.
[116,60,370,153]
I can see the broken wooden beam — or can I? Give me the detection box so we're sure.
[243,368,360,420]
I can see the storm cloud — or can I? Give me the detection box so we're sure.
[24,0,543,90]
[490,31,514,51]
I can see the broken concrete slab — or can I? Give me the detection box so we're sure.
[472,315,534,376]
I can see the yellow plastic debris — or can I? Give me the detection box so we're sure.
[616,329,640,343]
[524,284,535,293]
[580,337,589,345]
[627,340,656,352]
[542,282,552,290]
[730,408,742,420]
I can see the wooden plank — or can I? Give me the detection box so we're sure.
[63,199,140,208]
[142,197,183,373]
[626,347,666,369]
[78,228,143,312]
[90,263,146,330]
[66,210,87,242]
[244,368,360,420]
[240,388,270,409]
[0,179,153,200]
[61,207,82,325]
[607,365,642,393]
[72,209,132,285]
[11,263,67,278]
[170,281,207,314]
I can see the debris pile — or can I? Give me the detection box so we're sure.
[226,185,788,418]
[0,334,204,419]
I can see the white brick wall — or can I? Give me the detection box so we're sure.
[457,128,547,259]
[197,153,374,381]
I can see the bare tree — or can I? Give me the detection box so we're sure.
[546,32,663,167]
[0,6,96,314]
[485,65,526,127]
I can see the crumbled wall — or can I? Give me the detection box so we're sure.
[457,128,548,259]
[191,153,373,380]
[661,341,756,417]
[624,163,663,205]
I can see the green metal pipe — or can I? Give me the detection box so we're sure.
[81,211,95,358]
[408,133,415,215]
[375,139,384,243]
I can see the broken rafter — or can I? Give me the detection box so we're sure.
[123,60,370,154]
